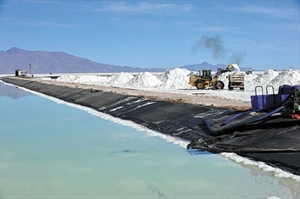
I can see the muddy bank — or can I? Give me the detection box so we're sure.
[1,77,300,176]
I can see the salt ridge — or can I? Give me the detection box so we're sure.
[55,68,300,91]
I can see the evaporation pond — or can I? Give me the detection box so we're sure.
[1,82,299,198]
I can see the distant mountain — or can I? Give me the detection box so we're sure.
[0,47,253,74]
[0,47,166,74]
[183,61,253,72]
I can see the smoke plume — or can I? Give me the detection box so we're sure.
[229,51,246,65]
[193,35,245,64]
[194,35,225,59]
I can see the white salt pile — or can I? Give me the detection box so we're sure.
[56,74,110,85]
[231,64,241,72]
[108,72,134,87]
[55,68,195,90]
[157,68,192,89]
[251,69,300,85]
[54,68,300,101]
[128,72,162,87]
[244,72,259,85]
[270,69,300,85]
[252,69,279,84]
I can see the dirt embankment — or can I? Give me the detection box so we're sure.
[32,78,251,110]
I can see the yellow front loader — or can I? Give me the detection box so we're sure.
[189,69,224,90]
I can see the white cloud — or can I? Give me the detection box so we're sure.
[176,20,204,26]
[196,26,241,32]
[223,3,299,20]
[2,18,75,28]
[96,2,193,14]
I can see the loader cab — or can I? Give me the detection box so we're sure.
[200,70,212,80]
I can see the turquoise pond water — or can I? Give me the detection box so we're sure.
[1,82,299,198]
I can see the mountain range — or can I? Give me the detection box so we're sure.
[0,47,252,74]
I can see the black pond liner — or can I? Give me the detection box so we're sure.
[2,77,300,176]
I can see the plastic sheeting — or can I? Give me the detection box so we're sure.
[2,77,300,175]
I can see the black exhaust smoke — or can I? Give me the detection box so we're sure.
[193,35,245,64]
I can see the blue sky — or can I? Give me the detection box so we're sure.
[1,0,299,70]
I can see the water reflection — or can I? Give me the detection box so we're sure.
[0,82,31,99]
[234,157,300,198]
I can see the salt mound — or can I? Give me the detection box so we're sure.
[56,75,110,85]
[158,68,193,89]
[108,72,134,87]
[231,64,240,72]
[270,69,300,85]
[56,75,75,83]
[252,69,279,84]
[54,68,300,93]
[245,73,258,84]
[128,72,162,87]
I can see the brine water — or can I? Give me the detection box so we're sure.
[1,82,299,198]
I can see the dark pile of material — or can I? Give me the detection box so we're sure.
[2,77,300,176]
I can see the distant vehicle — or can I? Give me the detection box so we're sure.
[228,73,245,90]
[15,69,27,77]
[246,70,252,75]
[188,64,245,90]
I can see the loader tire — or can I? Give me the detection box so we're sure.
[196,80,205,90]
[214,81,224,89]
